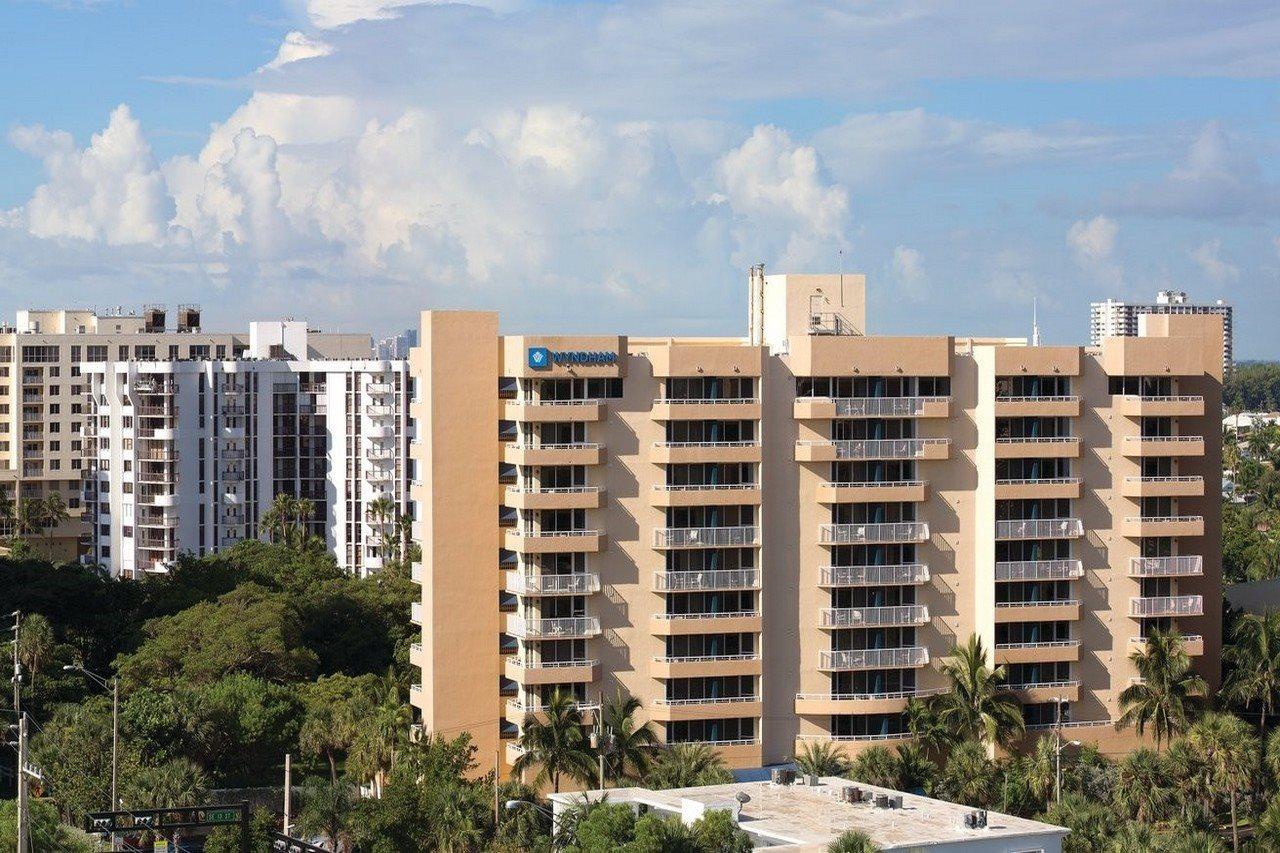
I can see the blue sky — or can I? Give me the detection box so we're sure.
[1,0,1278,356]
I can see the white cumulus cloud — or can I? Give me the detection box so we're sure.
[1191,238,1239,284]
[1067,215,1118,262]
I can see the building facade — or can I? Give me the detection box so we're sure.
[80,326,405,578]
[1090,291,1232,376]
[0,308,370,560]
[409,273,1223,774]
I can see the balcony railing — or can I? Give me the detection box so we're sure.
[653,610,759,621]
[507,573,601,596]
[822,480,926,492]
[995,640,1080,651]
[819,647,929,670]
[654,526,759,548]
[1125,475,1203,486]
[1124,515,1204,526]
[1129,555,1203,577]
[653,654,760,665]
[820,605,929,628]
[507,486,601,496]
[1008,679,1080,691]
[506,616,601,638]
[1130,595,1203,617]
[653,695,759,707]
[653,569,758,591]
[995,436,1077,444]
[653,483,758,492]
[819,564,930,586]
[819,522,929,544]
[995,395,1079,403]
[655,397,759,406]
[652,440,760,450]
[797,438,949,460]
[994,518,1083,539]
[1121,394,1204,404]
[995,599,1079,610]
[996,477,1082,487]
[1124,434,1202,444]
[796,687,946,703]
[995,559,1084,581]
[507,657,598,672]
[798,396,950,417]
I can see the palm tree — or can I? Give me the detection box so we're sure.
[1109,822,1160,853]
[1223,611,1280,732]
[932,740,997,808]
[600,688,659,784]
[295,777,355,852]
[646,743,733,789]
[16,497,45,541]
[1116,629,1206,750]
[795,740,850,777]
[346,684,410,798]
[0,491,15,541]
[1114,748,1173,825]
[828,829,878,852]
[1255,796,1280,851]
[904,697,953,759]
[848,746,898,788]
[1021,734,1057,809]
[931,634,1025,748]
[367,495,397,560]
[1266,727,1280,780]
[41,492,69,550]
[17,613,54,692]
[891,742,935,793]
[1186,712,1259,852]
[293,497,317,546]
[259,494,294,544]
[125,758,210,850]
[300,700,359,782]
[510,690,595,793]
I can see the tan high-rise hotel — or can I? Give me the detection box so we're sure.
[408,271,1222,773]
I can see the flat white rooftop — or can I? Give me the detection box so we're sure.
[550,776,1068,852]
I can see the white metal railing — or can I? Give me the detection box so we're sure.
[655,397,759,406]
[995,518,1083,539]
[654,483,758,492]
[506,486,601,496]
[1124,434,1203,443]
[819,522,929,544]
[995,599,1079,609]
[1027,718,1113,731]
[1121,394,1204,404]
[995,640,1080,650]
[1130,634,1203,646]
[996,395,1079,404]
[515,398,602,407]
[822,480,926,491]
[653,695,759,707]
[1008,680,1080,691]
[654,569,759,591]
[507,657,598,671]
[1129,555,1203,577]
[797,438,949,460]
[819,647,929,670]
[653,654,759,665]
[820,564,930,586]
[508,697,601,713]
[798,732,911,743]
[796,687,946,703]
[1124,476,1203,485]
[512,529,601,539]
[1124,515,1204,526]
[410,602,423,624]
[652,440,760,449]
[506,616,602,638]
[820,605,929,628]
[797,396,950,417]
[995,436,1078,444]
[996,477,1082,486]
[653,610,759,621]
[654,526,759,548]
[675,737,760,747]
[508,573,601,595]
[1130,595,1203,617]
[511,441,601,452]
[995,559,1084,581]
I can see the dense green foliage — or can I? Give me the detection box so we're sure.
[1225,362,1280,412]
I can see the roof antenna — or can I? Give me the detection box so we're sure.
[1031,296,1042,347]
[838,248,845,306]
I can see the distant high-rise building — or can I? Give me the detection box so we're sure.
[1091,291,1232,375]
[374,328,419,360]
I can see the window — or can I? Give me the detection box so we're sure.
[86,346,108,362]
[118,345,129,360]
[70,345,81,362]
[168,345,179,360]
[135,345,155,361]
[21,345,59,363]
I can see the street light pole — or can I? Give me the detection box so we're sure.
[64,665,119,811]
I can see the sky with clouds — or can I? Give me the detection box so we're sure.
[1,0,1278,354]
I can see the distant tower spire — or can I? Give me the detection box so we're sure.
[1032,297,1042,347]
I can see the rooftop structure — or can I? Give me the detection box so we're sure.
[548,777,1069,852]
[1090,291,1232,376]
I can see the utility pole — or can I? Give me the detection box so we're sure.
[110,677,118,810]
[10,611,20,719]
[283,753,292,836]
[493,750,500,829]
[15,713,28,853]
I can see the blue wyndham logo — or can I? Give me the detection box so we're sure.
[528,347,617,369]
[528,347,551,369]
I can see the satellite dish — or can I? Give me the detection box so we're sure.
[736,792,751,804]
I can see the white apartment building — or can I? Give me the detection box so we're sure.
[82,326,409,578]
[1091,291,1233,375]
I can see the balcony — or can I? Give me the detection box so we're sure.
[135,514,179,529]
[410,602,423,625]
[650,611,762,635]
[817,481,927,504]
[1130,595,1203,618]
[504,657,599,686]
[1008,681,1080,703]
[649,482,762,507]
[819,564,930,587]
[1117,395,1205,418]
[504,486,603,510]
[793,396,950,420]
[818,647,929,671]
[504,399,603,423]
[219,425,245,440]
[650,654,762,679]
[650,441,761,465]
[995,559,1084,581]
[366,381,394,394]
[794,688,945,717]
[1121,516,1204,538]
[994,641,1081,665]
[820,605,929,628]
[1129,555,1203,577]
[653,525,759,549]
[1130,634,1205,657]
[649,695,762,722]
[994,437,1081,459]
[410,562,422,584]
[651,398,761,421]
[795,438,950,463]
[994,396,1081,418]
[505,615,602,639]
[994,600,1081,623]
[994,518,1083,540]
[819,522,929,545]
[653,569,759,591]
[503,442,602,467]
[506,696,600,725]
[505,573,601,596]
[1120,476,1204,498]
[505,529,603,554]
[995,478,1082,500]
[1121,435,1205,457]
